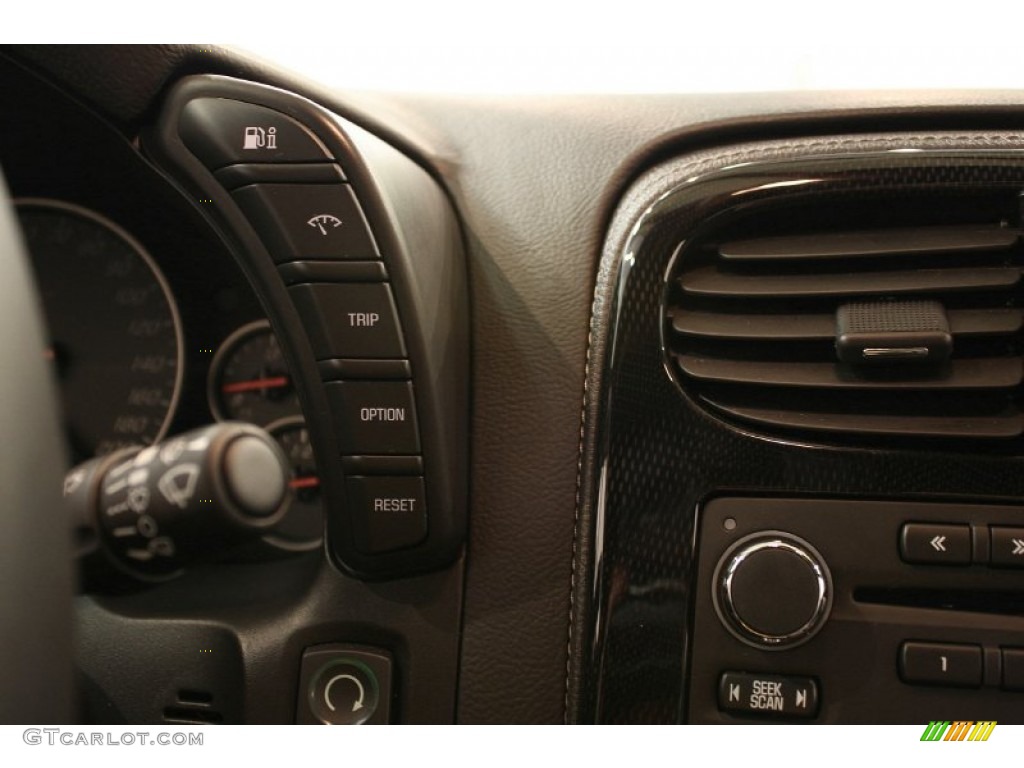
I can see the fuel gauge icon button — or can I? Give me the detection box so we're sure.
[180,98,331,167]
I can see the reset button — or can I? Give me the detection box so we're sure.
[347,476,427,554]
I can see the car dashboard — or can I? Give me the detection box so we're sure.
[3,45,1024,725]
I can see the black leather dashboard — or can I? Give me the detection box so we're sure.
[7,44,1024,724]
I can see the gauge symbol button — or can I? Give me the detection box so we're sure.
[232,184,378,261]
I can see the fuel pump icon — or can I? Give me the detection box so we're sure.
[242,126,278,150]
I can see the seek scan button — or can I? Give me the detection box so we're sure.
[718,672,819,719]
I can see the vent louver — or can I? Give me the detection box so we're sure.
[162,689,222,724]
[666,223,1024,442]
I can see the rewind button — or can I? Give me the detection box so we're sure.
[990,527,1024,568]
[900,523,971,565]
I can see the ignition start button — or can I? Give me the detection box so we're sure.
[296,645,392,725]
[310,660,380,725]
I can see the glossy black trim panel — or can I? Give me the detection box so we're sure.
[572,134,1024,723]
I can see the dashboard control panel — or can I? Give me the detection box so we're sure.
[0,57,466,723]
[690,497,1024,723]
[146,77,468,579]
[572,144,1024,724]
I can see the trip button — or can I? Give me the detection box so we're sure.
[232,184,379,262]
[289,283,406,359]
[325,381,420,455]
[180,98,331,168]
[899,641,982,687]
[347,476,427,553]
[990,527,1024,568]
[718,672,818,719]
[899,523,971,565]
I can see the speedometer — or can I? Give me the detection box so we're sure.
[17,199,184,461]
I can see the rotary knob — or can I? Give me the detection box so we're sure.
[713,532,832,650]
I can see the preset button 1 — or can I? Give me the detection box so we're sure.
[899,641,982,688]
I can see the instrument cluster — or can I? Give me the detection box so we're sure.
[0,60,323,554]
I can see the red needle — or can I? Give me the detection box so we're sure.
[221,376,290,394]
[289,477,320,490]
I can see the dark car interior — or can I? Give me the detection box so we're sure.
[2,43,1024,725]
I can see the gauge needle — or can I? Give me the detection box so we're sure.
[289,477,320,490]
[221,376,290,394]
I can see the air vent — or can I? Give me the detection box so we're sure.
[163,689,222,724]
[666,221,1024,442]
